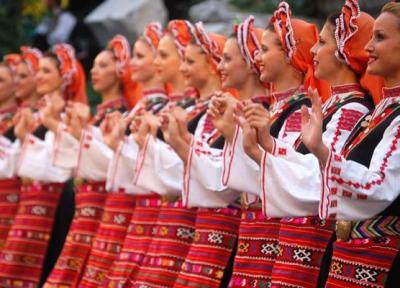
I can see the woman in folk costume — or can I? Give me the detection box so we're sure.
[126,20,204,288]
[241,1,379,286]
[170,16,272,287]
[102,22,171,287]
[78,25,168,288]
[43,35,132,287]
[15,47,43,108]
[0,43,86,287]
[149,22,241,288]
[208,5,320,286]
[299,2,400,287]
[0,54,22,251]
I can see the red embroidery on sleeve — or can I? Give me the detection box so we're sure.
[329,125,400,192]
[331,108,364,152]
[278,148,287,156]
[283,111,302,133]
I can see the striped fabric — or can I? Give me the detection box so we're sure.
[78,192,136,287]
[229,209,280,287]
[102,195,162,287]
[325,236,400,288]
[128,200,197,287]
[271,217,336,288]
[351,216,400,239]
[44,182,107,288]
[174,207,241,288]
[0,178,20,252]
[0,182,63,287]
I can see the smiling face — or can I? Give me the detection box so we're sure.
[154,34,182,83]
[36,57,63,95]
[256,29,290,84]
[130,39,158,83]
[365,12,400,82]
[90,50,119,94]
[14,62,37,100]
[310,22,344,81]
[179,44,213,89]
[0,65,14,103]
[217,38,251,89]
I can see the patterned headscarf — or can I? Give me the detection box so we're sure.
[20,46,43,74]
[143,22,164,56]
[108,34,139,108]
[3,54,22,77]
[192,21,226,71]
[270,2,320,92]
[334,0,383,103]
[236,16,264,75]
[167,20,195,59]
[52,43,87,103]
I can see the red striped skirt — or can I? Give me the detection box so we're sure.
[128,200,197,288]
[229,208,280,287]
[78,192,136,287]
[0,178,20,251]
[102,195,162,287]
[0,181,63,288]
[325,216,400,288]
[43,181,107,288]
[174,207,241,288]
[271,216,336,288]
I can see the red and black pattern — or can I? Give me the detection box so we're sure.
[229,209,280,287]
[174,207,241,288]
[0,178,20,252]
[128,200,197,287]
[0,182,63,287]
[78,192,136,287]
[44,182,107,288]
[102,195,162,287]
[325,236,400,288]
[271,217,336,288]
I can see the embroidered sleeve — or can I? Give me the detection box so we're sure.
[222,125,261,196]
[76,128,113,181]
[17,131,71,182]
[134,135,182,197]
[321,116,400,220]
[260,103,369,217]
[52,123,80,169]
[183,136,240,208]
[106,135,151,195]
[0,138,20,178]
[277,110,302,145]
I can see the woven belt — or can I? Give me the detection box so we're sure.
[336,216,400,241]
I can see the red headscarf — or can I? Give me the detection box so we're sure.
[143,22,164,56]
[3,54,22,77]
[334,0,383,103]
[52,43,87,103]
[20,46,43,74]
[270,2,329,99]
[108,34,139,108]
[167,20,195,59]
[192,21,226,72]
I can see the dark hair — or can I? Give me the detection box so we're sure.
[43,52,61,69]
[326,12,341,27]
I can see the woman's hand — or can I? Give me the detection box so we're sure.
[169,106,191,144]
[101,112,125,151]
[234,105,262,164]
[301,87,329,166]
[242,102,274,153]
[208,92,238,143]
[14,108,34,142]
[40,95,60,132]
